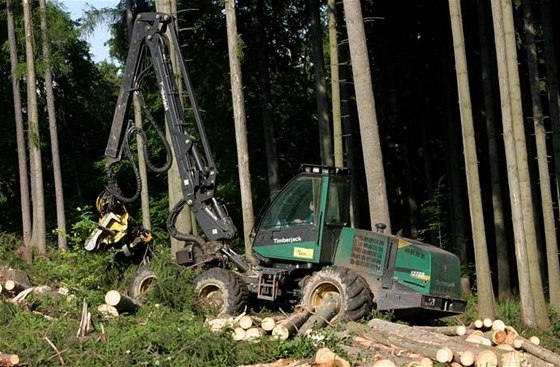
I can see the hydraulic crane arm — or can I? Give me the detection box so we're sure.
[104,12,236,242]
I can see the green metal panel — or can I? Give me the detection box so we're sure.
[254,240,319,262]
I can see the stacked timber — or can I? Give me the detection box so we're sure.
[206,302,342,342]
[346,318,560,367]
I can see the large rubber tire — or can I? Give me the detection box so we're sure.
[301,266,373,321]
[128,265,157,302]
[194,268,249,316]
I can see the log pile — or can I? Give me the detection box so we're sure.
[207,303,343,342]
[345,318,560,367]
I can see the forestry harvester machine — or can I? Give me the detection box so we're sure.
[85,12,466,320]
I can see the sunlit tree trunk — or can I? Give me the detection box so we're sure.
[490,0,536,326]
[328,0,343,167]
[23,0,47,255]
[477,0,512,299]
[252,0,280,195]
[502,0,549,329]
[448,0,496,319]
[310,0,333,166]
[225,0,255,261]
[156,0,192,257]
[39,0,67,251]
[342,0,391,232]
[524,0,560,311]
[7,0,32,247]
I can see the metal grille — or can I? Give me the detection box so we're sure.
[350,234,385,275]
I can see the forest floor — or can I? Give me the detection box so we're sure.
[0,236,559,367]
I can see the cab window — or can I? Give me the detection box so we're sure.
[261,177,321,230]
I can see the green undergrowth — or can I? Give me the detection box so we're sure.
[0,234,338,366]
[1,232,559,365]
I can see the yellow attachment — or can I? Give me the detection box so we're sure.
[84,211,130,251]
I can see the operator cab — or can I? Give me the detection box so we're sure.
[252,166,351,265]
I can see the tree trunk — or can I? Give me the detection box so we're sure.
[252,0,280,195]
[7,0,32,247]
[156,0,193,258]
[448,0,496,319]
[501,0,549,329]
[105,290,140,313]
[23,0,47,255]
[540,0,560,310]
[271,306,314,340]
[39,0,67,251]
[310,0,333,166]
[342,0,391,232]
[329,0,343,167]
[476,0,512,300]
[489,0,536,327]
[524,0,560,312]
[540,0,560,206]
[225,0,255,259]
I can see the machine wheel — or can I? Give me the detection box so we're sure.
[301,266,373,321]
[128,265,157,302]
[194,268,248,316]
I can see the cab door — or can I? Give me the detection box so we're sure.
[253,175,323,263]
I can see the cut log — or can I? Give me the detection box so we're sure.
[238,315,254,330]
[260,316,285,332]
[465,333,492,346]
[491,320,506,331]
[0,353,19,366]
[484,330,507,345]
[4,280,28,294]
[348,321,459,364]
[482,318,493,329]
[232,327,246,341]
[474,349,498,367]
[371,360,397,367]
[513,337,560,366]
[529,336,540,346]
[97,304,119,317]
[0,267,31,287]
[472,320,484,329]
[206,317,235,332]
[436,347,453,363]
[104,290,140,313]
[500,351,521,367]
[271,306,314,340]
[504,326,519,345]
[312,348,350,367]
[415,325,466,336]
[355,319,492,366]
[298,297,339,336]
[245,327,265,341]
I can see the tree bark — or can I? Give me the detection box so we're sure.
[523,0,560,313]
[298,297,339,336]
[23,0,47,255]
[105,290,140,313]
[39,0,67,251]
[476,0,512,300]
[271,306,314,340]
[540,0,560,310]
[310,0,333,166]
[342,0,391,232]
[225,0,255,259]
[448,0,496,319]
[489,0,537,327]
[329,0,343,167]
[7,0,32,247]
[501,0,549,329]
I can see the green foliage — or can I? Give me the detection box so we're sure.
[418,179,450,249]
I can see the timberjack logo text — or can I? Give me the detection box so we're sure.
[273,236,302,244]
[160,82,169,111]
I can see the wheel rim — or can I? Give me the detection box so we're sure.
[138,276,156,295]
[199,284,225,311]
[309,282,342,310]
